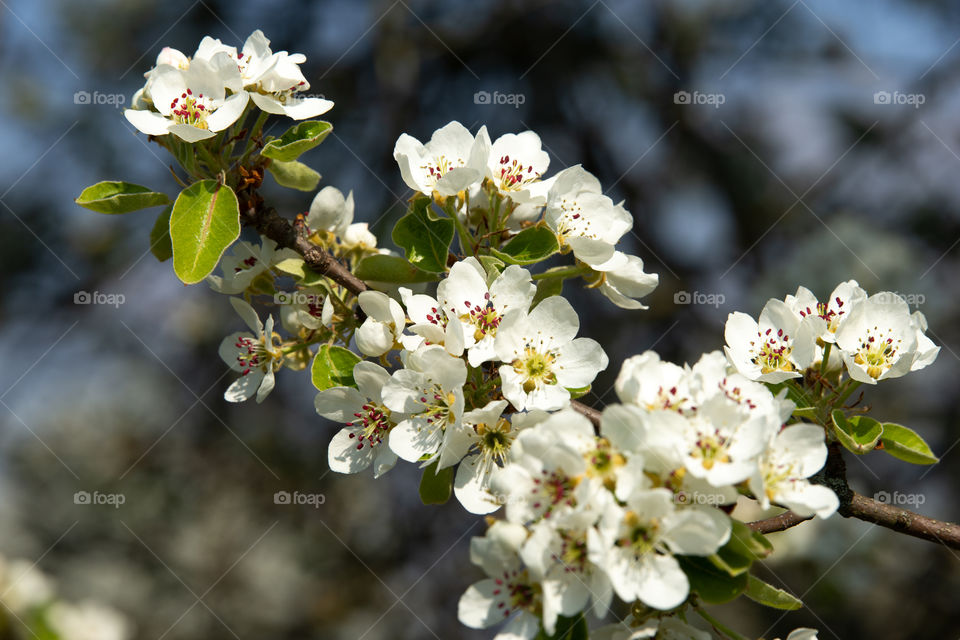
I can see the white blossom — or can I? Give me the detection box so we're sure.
[394,121,490,197]
[315,361,400,477]
[219,297,283,403]
[382,346,467,464]
[496,296,608,411]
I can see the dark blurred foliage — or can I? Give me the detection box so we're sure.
[1,0,960,638]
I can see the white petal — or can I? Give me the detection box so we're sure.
[225,370,264,403]
[167,123,217,142]
[328,428,375,473]
[314,387,366,421]
[206,92,249,131]
[124,109,171,136]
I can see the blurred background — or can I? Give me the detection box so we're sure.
[1,0,959,638]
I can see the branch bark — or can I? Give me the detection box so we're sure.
[239,199,369,298]
[747,510,812,534]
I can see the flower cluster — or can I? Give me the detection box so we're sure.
[455,348,837,638]
[125,30,332,141]
[725,281,939,385]
[97,36,947,639]
[394,122,659,309]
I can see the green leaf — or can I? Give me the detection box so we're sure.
[532,275,563,308]
[489,226,559,265]
[792,406,818,421]
[170,180,241,284]
[354,255,442,284]
[261,120,333,162]
[311,345,361,391]
[880,422,939,465]
[267,159,321,191]
[534,614,589,640]
[75,181,170,214]
[391,197,455,273]
[708,520,770,578]
[745,575,803,610]
[419,460,454,505]
[678,556,748,604]
[149,206,173,262]
[274,258,307,278]
[831,410,883,454]
[725,519,774,561]
[478,255,505,280]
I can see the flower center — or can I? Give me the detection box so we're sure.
[491,570,540,618]
[749,328,794,374]
[691,427,731,470]
[418,386,458,431]
[233,256,259,273]
[554,530,589,574]
[619,511,661,557]
[476,418,514,467]
[554,197,594,242]
[530,468,577,518]
[513,348,558,393]
[853,327,902,379]
[585,438,625,490]
[495,155,539,191]
[170,89,211,128]
[234,333,282,375]
[461,293,501,341]
[346,401,393,450]
[422,154,465,187]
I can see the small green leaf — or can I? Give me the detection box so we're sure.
[392,197,455,273]
[532,276,563,308]
[354,255,442,284]
[831,410,883,454]
[478,255,505,280]
[565,384,591,400]
[679,556,748,604]
[267,159,321,191]
[149,206,173,262]
[261,120,333,162]
[725,519,774,561]
[880,422,939,465]
[170,180,241,284]
[274,258,307,278]
[745,575,803,610]
[419,460,454,505]
[490,226,559,265]
[76,181,170,214]
[708,520,770,578]
[311,345,361,391]
[792,407,818,420]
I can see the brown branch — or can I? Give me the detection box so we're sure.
[238,199,368,298]
[747,510,813,534]
[840,492,960,550]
